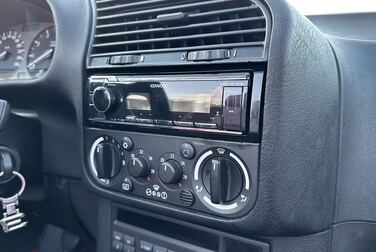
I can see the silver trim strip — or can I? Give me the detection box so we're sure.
[90,73,250,82]
[194,150,213,180]
[203,196,238,210]
[249,71,264,134]
[230,152,250,190]
[89,137,104,178]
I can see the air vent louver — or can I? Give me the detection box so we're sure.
[90,0,269,66]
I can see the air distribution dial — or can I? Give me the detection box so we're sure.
[92,86,116,113]
[202,157,242,204]
[159,160,183,184]
[193,147,252,214]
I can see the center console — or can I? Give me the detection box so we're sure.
[83,0,273,250]
[84,71,266,251]
[85,72,263,217]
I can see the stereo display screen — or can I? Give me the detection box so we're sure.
[124,81,223,114]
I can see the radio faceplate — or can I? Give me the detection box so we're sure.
[86,72,264,139]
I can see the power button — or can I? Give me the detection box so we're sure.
[179,143,195,160]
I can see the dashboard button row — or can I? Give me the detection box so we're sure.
[112,231,136,252]
[109,117,218,130]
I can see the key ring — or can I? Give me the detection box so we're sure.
[0,171,26,197]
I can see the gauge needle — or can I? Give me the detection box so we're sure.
[27,48,54,68]
[0,51,8,61]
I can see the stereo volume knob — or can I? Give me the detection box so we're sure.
[127,156,150,178]
[159,160,183,184]
[94,142,121,179]
[92,86,116,113]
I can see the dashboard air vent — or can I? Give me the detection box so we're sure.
[89,0,269,66]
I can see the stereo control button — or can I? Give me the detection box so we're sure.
[179,143,195,160]
[92,86,116,113]
[125,116,137,123]
[136,118,154,124]
[154,120,173,126]
[194,123,218,129]
[223,87,243,131]
[173,121,194,127]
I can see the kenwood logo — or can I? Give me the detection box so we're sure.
[150,83,168,89]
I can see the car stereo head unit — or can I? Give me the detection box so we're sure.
[87,72,263,136]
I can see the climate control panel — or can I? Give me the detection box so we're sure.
[85,129,259,217]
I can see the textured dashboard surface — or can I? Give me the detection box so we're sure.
[330,38,376,222]
[250,0,340,235]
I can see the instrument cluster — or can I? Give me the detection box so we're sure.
[0,23,55,81]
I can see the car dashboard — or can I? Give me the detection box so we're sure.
[0,0,376,252]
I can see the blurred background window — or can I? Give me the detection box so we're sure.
[287,0,376,15]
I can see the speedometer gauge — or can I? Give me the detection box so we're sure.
[0,30,24,79]
[27,26,56,78]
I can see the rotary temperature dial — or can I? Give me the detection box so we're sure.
[127,155,150,178]
[159,160,183,185]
